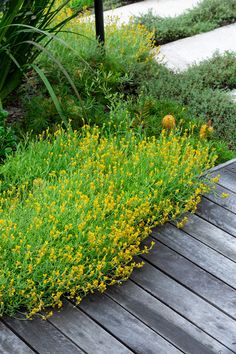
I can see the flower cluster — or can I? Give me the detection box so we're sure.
[0,126,217,317]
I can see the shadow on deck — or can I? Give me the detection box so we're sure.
[1,159,236,354]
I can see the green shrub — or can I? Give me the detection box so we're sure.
[0,108,17,161]
[181,52,236,90]
[134,0,236,45]
[67,0,138,11]
[140,53,236,150]
[0,125,216,317]
[19,19,154,133]
[108,95,200,136]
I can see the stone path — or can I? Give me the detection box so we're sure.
[103,0,201,24]
[102,0,236,100]
[158,23,236,72]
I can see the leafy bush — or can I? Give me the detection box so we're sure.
[134,0,236,45]
[140,53,236,150]
[19,19,154,133]
[0,126,216,317]
[0,108,17,161]
[66,0,139,11]
[181,51,236,91]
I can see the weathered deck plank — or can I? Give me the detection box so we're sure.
[3,315,85,354]
[225,162,236,174]
[196,197,236,237]
[131,262,236,352]
[106,280,231,354]
[48,300,132,354]
[152,223,236,289]
[0,322,36,354]
[211,168,236,193]
[205,185,236,214]
[80,293,182,354]
[142,238,236,318]
[175,213,236,262]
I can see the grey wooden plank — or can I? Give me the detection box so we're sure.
[4,314,84,354]
[79,293,182,354]
[131,262,236,353]
[0,321,35,354]
[152,223,236,289]
[211,169,236,193]
[178,213,236,262]
[206,158,236,174]
[205,184,236,214]
[107,280,231,354]
[196,197,236,237]
[226,162,236,174]
[142,238,236,319]
[49,300,132,354]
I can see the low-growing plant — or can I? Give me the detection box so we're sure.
[134,0,236,45]
[0,108,17,161]
[180,52,236,91]
[0,125,217,317]
[140,53,236,150]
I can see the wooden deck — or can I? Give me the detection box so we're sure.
[1,160,236,354]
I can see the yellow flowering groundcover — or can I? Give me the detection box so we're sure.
[0,127,216,317]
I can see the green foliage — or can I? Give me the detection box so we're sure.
[0,125,216,316]
[0,0,79,104]
[134,0,236,45]
[140,53,236,151]
[107,96,200,136]
[68,0,137,11]
[181,51,236,90]
[0,108,17,161]
[6,13,235,163]
[211,140,235,164]
[19,19,154,133]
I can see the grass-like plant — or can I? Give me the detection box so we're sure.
[0,0,79,110]
[0,125,217,317]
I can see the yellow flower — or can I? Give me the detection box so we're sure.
[221,192,229,198]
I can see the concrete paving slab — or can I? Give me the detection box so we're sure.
[156,23,236,72]
[230,89,236,102]
[103,0,201,24]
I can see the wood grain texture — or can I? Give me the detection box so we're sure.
[131,262,236,352]
[211,168,236,193]
[196,197,236,237]
[79,293,182,354]
[205,184,236,214]
[49,300,132,354]
[178,213,236,262]
[226,162,236,175]
[151,223,236,289]
[107,280,231,354]
[4,315,84,354]
[142,238,236,318]
[0,322,35,354]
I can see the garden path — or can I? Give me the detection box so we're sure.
[1,160,236,354]
[103,0,236,100]
[103,0,201,24]
[157,23,236,72]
